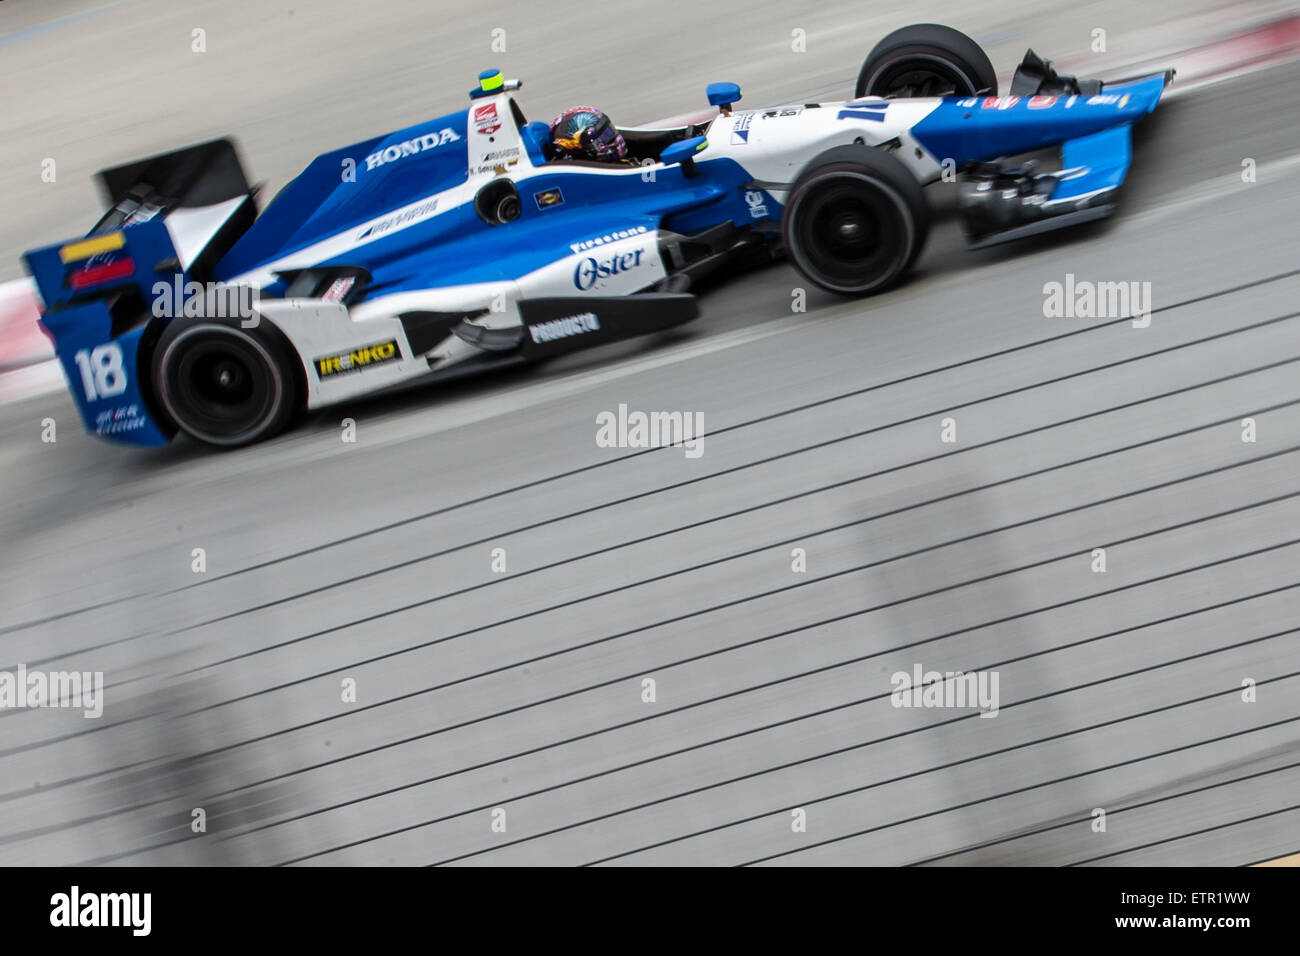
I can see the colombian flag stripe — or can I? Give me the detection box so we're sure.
[59,232,125,263]
[69,258,135,290]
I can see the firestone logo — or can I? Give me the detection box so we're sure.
[569,225,648,254]
[364,128,462,171]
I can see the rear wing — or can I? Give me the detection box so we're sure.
[96,139,251,228]
[19,138,259,446]
[25,138,258,314]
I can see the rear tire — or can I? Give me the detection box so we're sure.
[855,23,997,98]
[152,317,298,447]
[782,145,929,297]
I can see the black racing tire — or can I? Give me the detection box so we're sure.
[855,23,997,99]
[781,145,929,297]
[151,316,299,447]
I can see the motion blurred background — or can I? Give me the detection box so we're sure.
[1,0,1299,865]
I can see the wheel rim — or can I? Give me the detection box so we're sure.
[789,174,911,293]
[865,54,978,97]
[161,326,281,444]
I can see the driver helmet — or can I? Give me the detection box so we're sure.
[549,107,629,163]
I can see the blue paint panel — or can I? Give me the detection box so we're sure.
[215,110,470,279]
[24,220,185,446]
[837,109,888,122]
[348,161,746,293]
[39,303,171,447]
[521,122,552,165]
[23,218,178,312]
[1054,124,1132,200]
[911,74,1167,166]
[212,138,383,279]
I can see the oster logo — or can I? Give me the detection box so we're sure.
[474,102,501,135]
[573,248,645,291]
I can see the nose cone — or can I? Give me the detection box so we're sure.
[912,69,1171,168]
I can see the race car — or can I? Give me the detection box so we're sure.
[21,23,1171,448]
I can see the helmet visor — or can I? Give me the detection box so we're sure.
[579,115,627,160]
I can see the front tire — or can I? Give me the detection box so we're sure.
[152,317,298,447]
[855,23,997,98]
[781,145,929,297]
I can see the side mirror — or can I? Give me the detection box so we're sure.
[706,82,742,114]
[660,136,709,178]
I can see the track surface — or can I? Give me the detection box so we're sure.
[1,1,1299,866]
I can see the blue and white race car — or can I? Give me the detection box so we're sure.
[22,23,1170,448]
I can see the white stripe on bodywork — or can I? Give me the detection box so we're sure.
[228,189,456,290]
[699,99,946,189]
[165,197,249,271]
